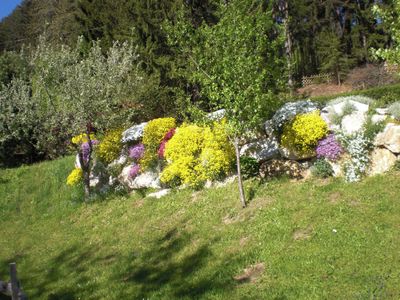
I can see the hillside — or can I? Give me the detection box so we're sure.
[1,157,400,299]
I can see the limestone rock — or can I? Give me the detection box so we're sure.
[259,159,304,179]
[264,120,275,136]
[369,148,397,175]
[118,166,161,189]
[376,108,389,115]
[341,111,367,135]
[240,136,280,162]
[75,154,81,169]
[371,114,387,124]
[374,124,400,153]
[121,122,147,144]
[147,189,171,199]
[207,109,226,121]
[279,146,316,161]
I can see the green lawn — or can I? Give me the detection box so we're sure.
[1,156,400,299]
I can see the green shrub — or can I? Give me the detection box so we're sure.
[363,118,386,149]
[239,156,260,179]
[281,111,328,155]
[97,129,124,164]
[388,101,400,120]
[142,117,176,168]
[311,159,333,178]
[161,122,234,187]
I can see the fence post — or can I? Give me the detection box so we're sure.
[10,263,19,300]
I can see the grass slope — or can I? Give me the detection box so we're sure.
[1,156,400,299]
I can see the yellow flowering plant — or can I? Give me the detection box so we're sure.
[66,168,83,186]
[161,121,234,187]
[97,128,124,164]
[281,111,328,155]
[71,133,96,145]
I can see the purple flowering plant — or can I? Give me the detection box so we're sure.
[316,134,343,161]
[81,140,99,162]
[129,143,145,161]
[129,164,141,179]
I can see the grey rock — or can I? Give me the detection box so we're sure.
[118,165,161,189]
[374,123,400,153]
[207,109,226,121]
[147,189,171,199]
[341,111,367,135]
[121,122,147,143]
[240,136,280,162]
[368,148,397,175]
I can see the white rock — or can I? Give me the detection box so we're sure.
[341,111,367,135]
[207,109,226,121]
[374,124,400,153]
[376,108,389,115]
[214,176,237,188]
[240,136,280,162]
[147,189,171,199]
[118,166,161,189]
[328,160,344,177]
[108,154,128,168]
[330,100,369,115]
[368,148,397,175]
[121,122,147,143]
[75,154,81,169]
[371,114,387,124]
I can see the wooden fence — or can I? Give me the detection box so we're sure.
[302,73,334,87]
[0,263,27,300]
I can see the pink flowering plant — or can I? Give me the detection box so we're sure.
[158,128,176,158]
[316,134,343,161]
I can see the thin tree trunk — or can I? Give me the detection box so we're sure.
[233,137,246,208]
[281,0,294,94]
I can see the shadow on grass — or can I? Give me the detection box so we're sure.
[1,223,241,299]
[114,226,237,299]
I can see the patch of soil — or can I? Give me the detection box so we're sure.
[133,199,144,208]
[233,262,265,283]
[293,227,313,241]
[297,83,353,98]
[239,236,249,246]
[328,191,342,204]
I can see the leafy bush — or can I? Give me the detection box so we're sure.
[311,159,333,178]
[388,101,400,120]
[66,168,83,186]
[97,129,124,164]
[316,134,343,161]
[161,122,234,187]
[239,156,260,179]
[281,111,328,155]
[363,119,386,148]
[142,117,176,168]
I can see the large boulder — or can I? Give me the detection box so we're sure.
[118,166,161,189]
[279,146,316,161]
[374,123,400,154]
[121,122,147,144]
[259,159,304,179]
[341,111,367,135]
[271,100,319,132]
[368,148,397,175]
[240,136,280,162]
[321,98,370,132]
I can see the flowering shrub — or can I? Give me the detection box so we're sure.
[66,168,83,186]
[97,129,124,164]
[158,128,176,158]
[339,132,370,182]
[271,100,319,132]
[129,164,141,179]
[129,143,145,161]
[160,122,234,187]
[71,133,96,145]
[142,117,176,168]
[316,134,343,161]
[281,111,328,155]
